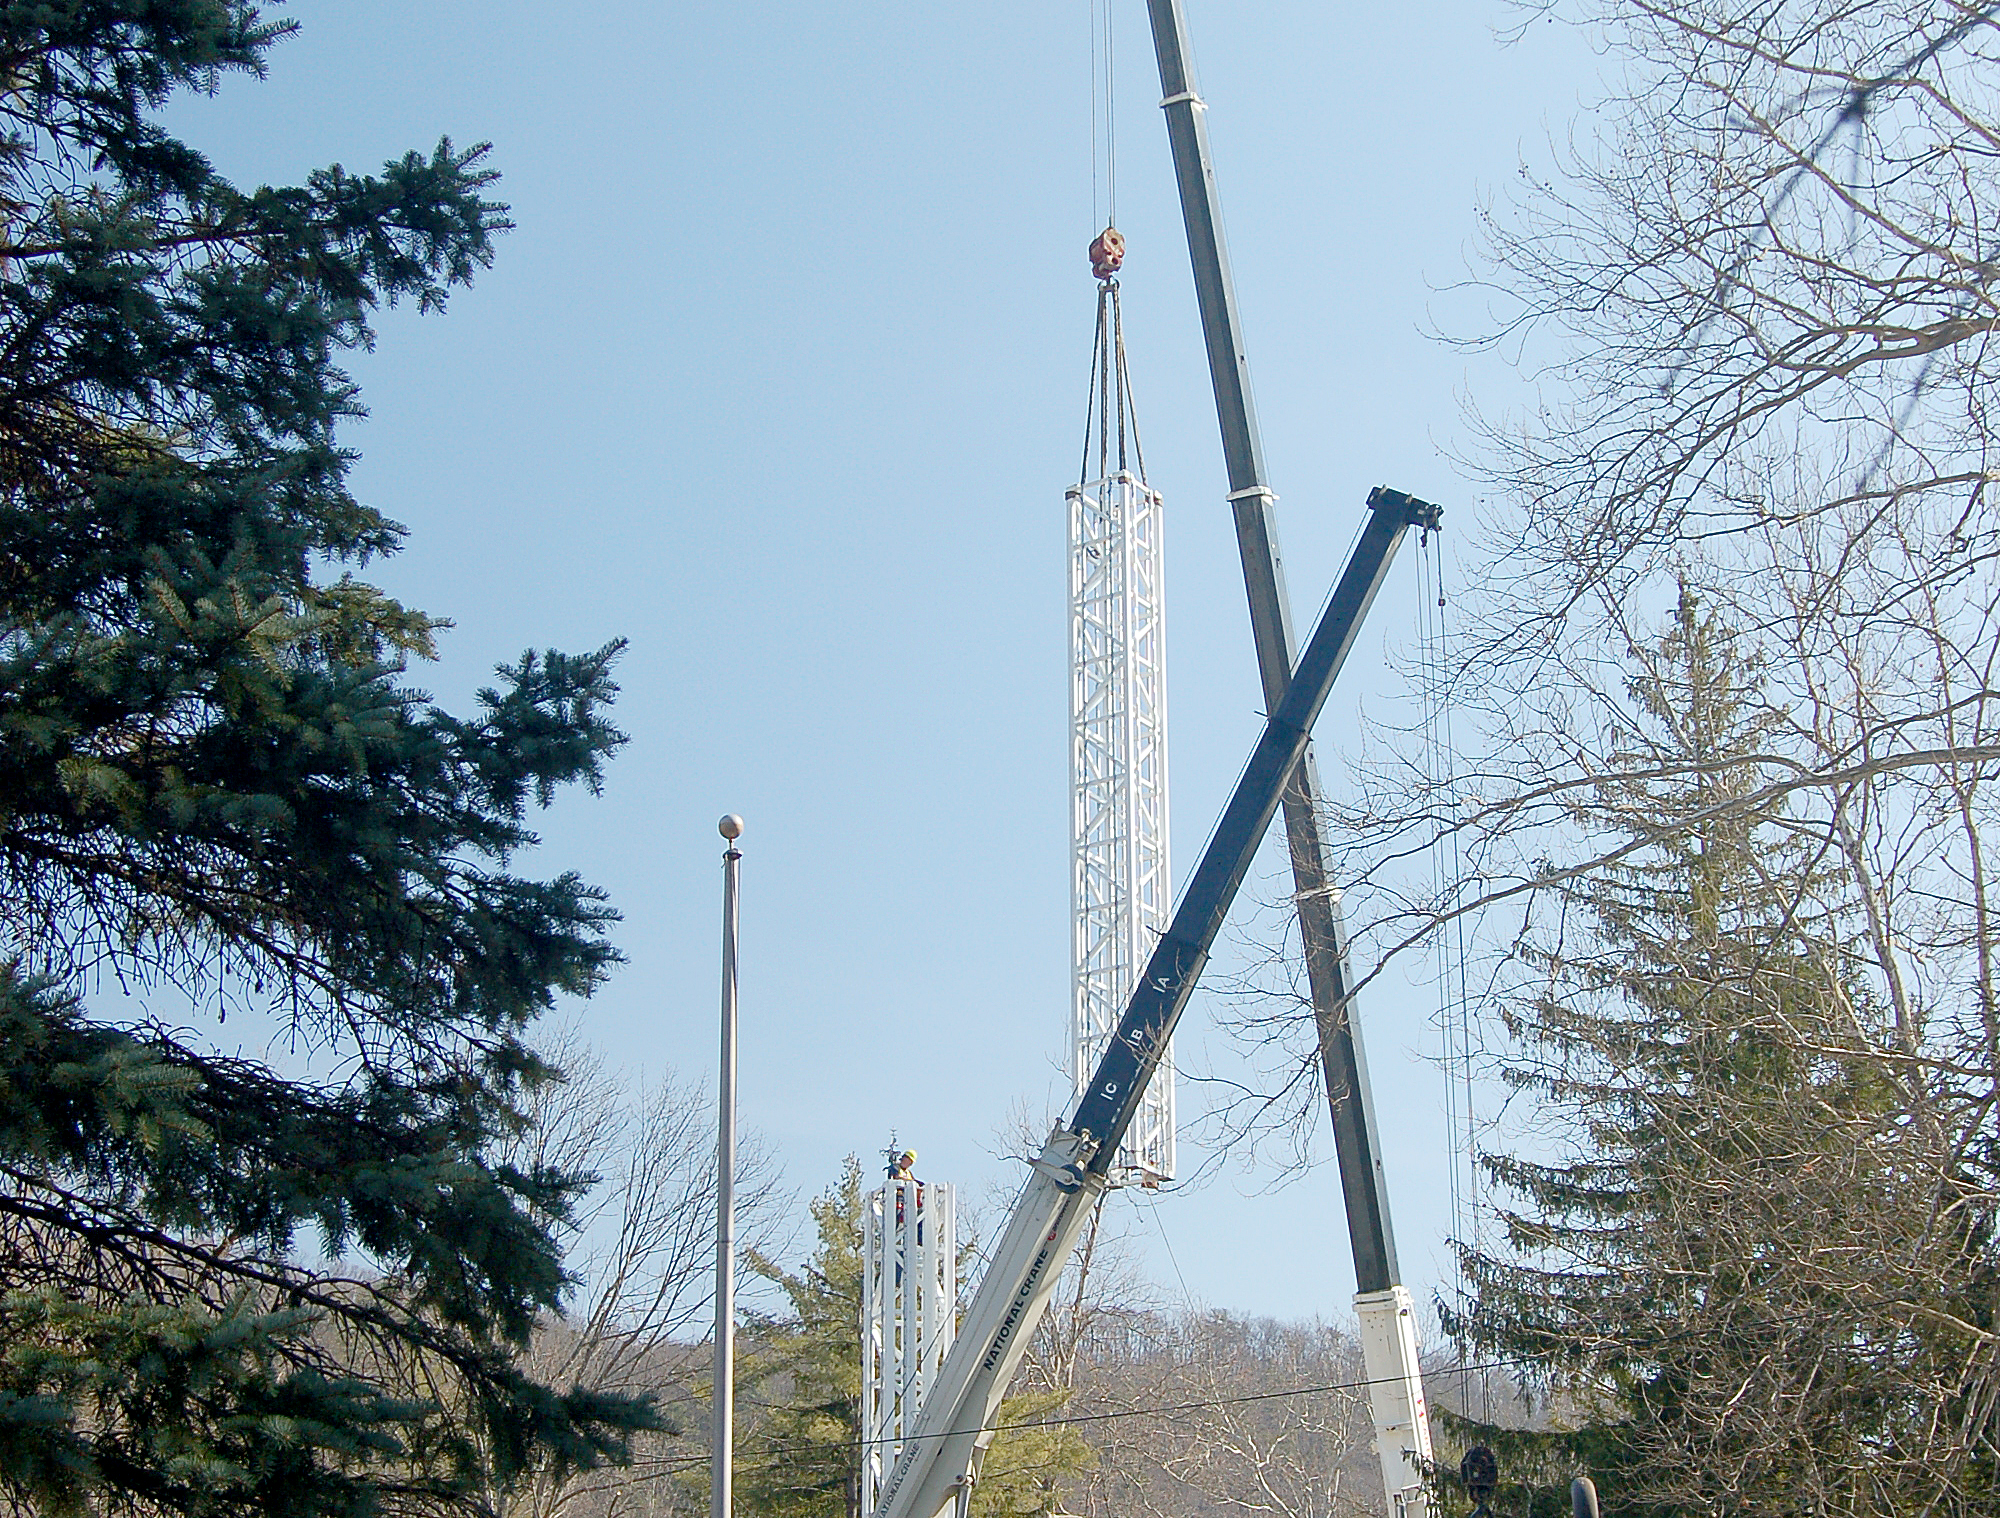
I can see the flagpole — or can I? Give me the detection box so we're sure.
[713,813,745,1518]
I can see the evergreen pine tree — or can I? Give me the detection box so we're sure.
[739,1158,870,1518]
[0,7,653,1516]
[1445,588,1990,1518]
[960,1388,1093,1518]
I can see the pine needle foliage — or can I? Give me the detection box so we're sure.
[739,1158,871,1518]
[1443,589,1998,1518]
[0,7,652,1517]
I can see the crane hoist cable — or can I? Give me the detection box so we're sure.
[1089,0,1118,235]
[1081,0,1138,490]
[1418,523,1489,1422]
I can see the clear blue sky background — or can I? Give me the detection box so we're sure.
[166,1,1595,1326]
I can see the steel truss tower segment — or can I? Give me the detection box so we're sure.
[861,1179,957,1518]
[1067,469,1173,1184]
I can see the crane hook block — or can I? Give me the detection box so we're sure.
[1089,226,1126,281]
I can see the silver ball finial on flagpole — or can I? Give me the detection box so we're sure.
[719,814,744,841]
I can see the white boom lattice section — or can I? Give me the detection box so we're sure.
[1068,470,1173,1183]
[861,1180,957,1518]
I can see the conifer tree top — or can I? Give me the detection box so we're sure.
[0,7,651,1515]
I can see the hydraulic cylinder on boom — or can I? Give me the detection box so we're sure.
[870,487,1439,1518]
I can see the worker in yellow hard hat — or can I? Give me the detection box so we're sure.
[889,1148,925,1247]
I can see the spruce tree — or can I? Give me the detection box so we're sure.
[0,7,652,1516]
[1445,589,1991,1518]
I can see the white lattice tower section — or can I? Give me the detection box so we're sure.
[1068,470,1173,1183]
[860,1179,956,1518]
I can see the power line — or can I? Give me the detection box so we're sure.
[733,1357,1529,1454]
[636,1357,1538,1490]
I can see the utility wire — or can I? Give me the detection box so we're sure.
[726,1357,1529,1456]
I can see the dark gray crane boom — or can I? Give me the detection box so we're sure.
[1142,5,1437,1511]
[870,487,1438,1518]
[1144,0,1401,1303]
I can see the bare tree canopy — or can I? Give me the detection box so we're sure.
[479,1029,784,1518]
[1464,0,2000,602]
[1216,4,2000,1514]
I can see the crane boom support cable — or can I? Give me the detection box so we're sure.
[1430,528,1487,1422]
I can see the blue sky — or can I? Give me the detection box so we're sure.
[168,1,1595,1325]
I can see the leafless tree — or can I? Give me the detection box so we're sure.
[1054,1310,1376,1518]
[981,1099,1174,1405]
[461,1025,786,1518]
[1194,4,2000,1513]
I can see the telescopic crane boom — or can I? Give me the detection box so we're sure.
[1142,2,1438,1511]
[870,487,1439,1518]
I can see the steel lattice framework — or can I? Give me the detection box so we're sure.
[861,1179,956,1518]
[1067,470,1173,1183]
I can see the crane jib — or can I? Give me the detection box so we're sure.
[1069,488,1438,1168]
[868,488,1439,1518]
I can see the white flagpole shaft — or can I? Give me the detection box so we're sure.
[713,816,744,1518]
